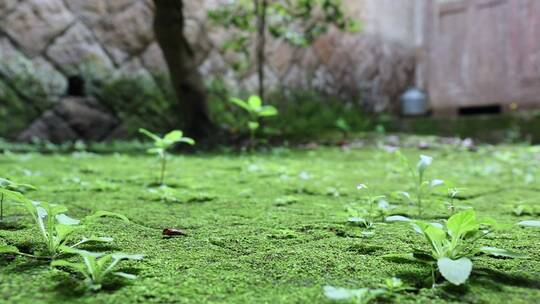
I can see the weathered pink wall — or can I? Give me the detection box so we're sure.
[421,0,540,114]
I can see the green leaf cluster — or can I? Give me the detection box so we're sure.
[139,129,195,185]
[0,177,37,220]
[396,153,444,215]
[347,184,389,229]
[21,200,128,257]
[0,178,142,291]
[139,129,195,157]
[52,248,143,291]
[230,95,278,144]
[410,209,523,285]
[324,277,412,303]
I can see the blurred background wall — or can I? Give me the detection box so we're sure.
[0,0,416,141]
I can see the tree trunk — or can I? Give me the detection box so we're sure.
[255,0,267,99]
[153,0,215,140]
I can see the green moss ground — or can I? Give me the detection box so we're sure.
[0,145,539,303]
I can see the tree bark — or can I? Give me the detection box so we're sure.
[153,0,215,139]
[255,0,267,99]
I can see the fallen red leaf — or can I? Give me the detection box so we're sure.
[162,228,187,237]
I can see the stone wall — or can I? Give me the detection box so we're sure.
[0,0,416,141]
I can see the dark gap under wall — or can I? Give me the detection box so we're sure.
[458,105,501,116]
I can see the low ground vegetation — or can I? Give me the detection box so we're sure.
[0,139,538,303]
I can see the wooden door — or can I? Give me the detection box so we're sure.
[423,0,540,115]
[509,0,540,107]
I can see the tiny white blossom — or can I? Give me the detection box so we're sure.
[356,184,368,190]
[417,155,433,173]
[399,191,411,200]
[430,179,444,187]
[299,171,311,180]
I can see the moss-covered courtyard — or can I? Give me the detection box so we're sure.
[0,144,539,303]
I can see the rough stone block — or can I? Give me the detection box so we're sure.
[65,0,108,24]
[46,22,114,75]
[0,0,74,56]
[0,0,18,16]
[140,43,168,74]
[18,97,119,142]
[94,1,154,64]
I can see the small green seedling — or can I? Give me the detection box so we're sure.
[91,180,120,192]
[31,201,128,257]
[0,177,36,222]
[396,153,443,216]
[324,277,412,303]
[0,195,129,258]
[326,187,341,197]
[347,184,387,228]
[230,95,278,146]
[409,209,522,286]
[148,185,181,203]
[335,117,352,139]
[139,128,195,185]
[445,188,459,215]
[513,204,538,216]
[324,286,383,304]
[380,277,414,295]
[274,196,299,207]
[52,247,143,291]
